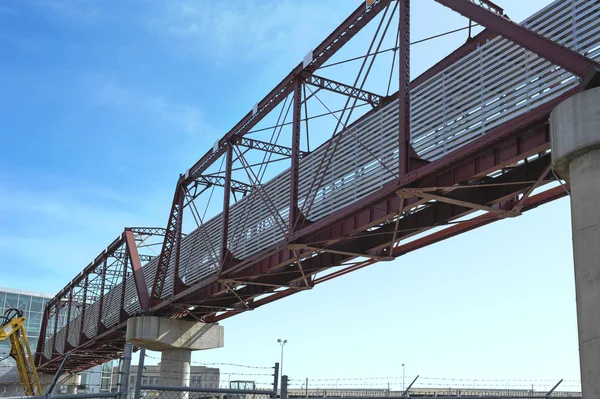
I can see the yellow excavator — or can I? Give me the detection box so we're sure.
[0,308,43,396]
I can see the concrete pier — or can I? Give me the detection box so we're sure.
[126,316,224,398]
[65,374,82,395]
[551,86,600,399]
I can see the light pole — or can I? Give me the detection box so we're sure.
[277,338,287,384]
[402,364,405,391]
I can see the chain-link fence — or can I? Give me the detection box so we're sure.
[2,344,278,399]
[0,344,581,399]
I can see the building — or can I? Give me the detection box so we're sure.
[0,286,113,395]
[0,286,53,395]
[0,287,50,359]
[111,364,220,392]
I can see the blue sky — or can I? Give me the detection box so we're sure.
[0,0,580,392]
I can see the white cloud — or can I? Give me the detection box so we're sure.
[0,4,18,15]
[150,0,357,64]
[26,0,99,23]
[92,79,215,138]
[0,175,169,292]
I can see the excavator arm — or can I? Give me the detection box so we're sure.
[0,309,43,396]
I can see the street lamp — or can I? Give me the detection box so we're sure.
[277,339,287,382]
[402,364,405,391]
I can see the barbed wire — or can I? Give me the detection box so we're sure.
[144,353,273,369]
[289,376,579,383]
[285,381,582,389]
[140,369,271,378]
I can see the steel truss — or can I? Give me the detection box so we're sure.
[37,0,600,373]
[35,228,165,373]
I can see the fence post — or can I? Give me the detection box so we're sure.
[272,363,279,399]
[281,376,288,399]
[120,343,133,399]
[134,348,145,399]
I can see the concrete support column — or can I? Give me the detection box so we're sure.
[160,349,191,388]
[126,316,224,398]
[65,374,81,395]
[551,86,600,399]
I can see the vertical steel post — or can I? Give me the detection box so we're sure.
[125,230,150,310]
[134,348,146,399]
[97,259,107,334]
[399,0,411,176]
[63,287,73,351]
[281,376,288,399]
[35,305,50,366]
[290,78,302,232]
[120,247,129,322]
[153,182,185,302]
[272,363,279,399]
[51,303,60,356]
[170,188,185,295]
[79,276,89,344]
[221,142,233,268]
[120,343,133,399]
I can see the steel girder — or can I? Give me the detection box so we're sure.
[236,137,307,158]
[304,75,384,107]
[434,0,600,79]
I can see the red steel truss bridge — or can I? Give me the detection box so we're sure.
[35,0,600,373]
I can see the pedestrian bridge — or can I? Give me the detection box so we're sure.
[34,0,600,373]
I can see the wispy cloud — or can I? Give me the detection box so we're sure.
[26,0,99,24]
[95,81,211,137]
[0,174,168,292]
[149,0,353,64]
[0,4,18,15]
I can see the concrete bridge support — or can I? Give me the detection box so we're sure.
[64,374,82,395]
[551,86,600,399]
[126,316,224,398]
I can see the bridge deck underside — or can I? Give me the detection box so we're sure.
[37,0,599,373]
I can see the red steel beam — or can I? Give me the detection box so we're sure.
[63,288,73,352]
[119,248,128,323]
[151,185,184,302]
[221,142,233,268]
[290,79,302,232]
[78,275,89,345]
[312,185,567,286]
[392,185,568,257]
[399,0,410,175]
[304,75,383,106]
[35,306,50,366]
[434,0,600,78]
[124,230,150,310]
